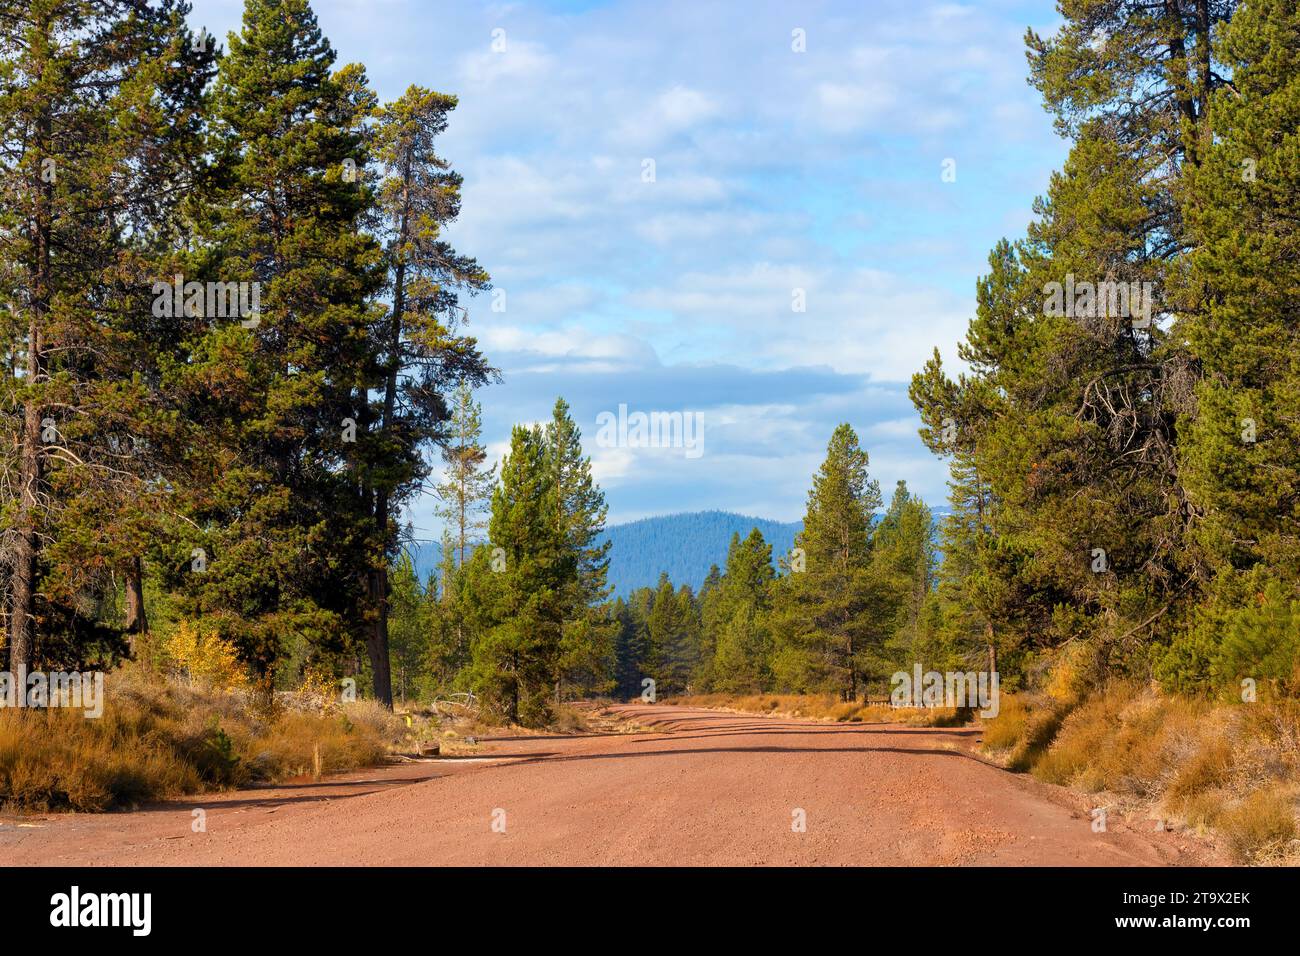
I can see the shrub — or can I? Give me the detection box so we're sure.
[980,695,1030,751]
[1216,788,1297,864]
[0,665,403,812]
[1215,580,1300,698]
[983,674,1300,865]
[163,620,249,691]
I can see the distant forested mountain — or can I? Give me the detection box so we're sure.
[601,511,803,595]
[406,506,950,596]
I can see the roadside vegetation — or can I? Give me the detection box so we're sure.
[981,657,1300,865]
[0,623,624,814]
[0,664,402,814]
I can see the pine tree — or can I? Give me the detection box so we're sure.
[710,529,775,693]
[644,573,700,696]
[693,563,724,690]
[467,425,569,725]
[177,0,385,688]
[871,481,942,674]
[1181,0,1300,577]
[908,0,1238,685]
[430,384,494,681]
[933,452,1013,676]
[433,383,496,567]
[546,397,616,699]
[386,551,426,704]
[1165,0,1300,693]
[770,424,882,699]
[372,87,492,706]
[675,583,703,692]
[0,0,211,673]
[613,594,652,700]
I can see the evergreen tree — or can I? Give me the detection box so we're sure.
[177,0,385,688]
[467,425,569,725]
[365,84,492,708]
[613,593,652,700]
[1166,0,1300,694]
[0,0,211,673]
[693,563,724,690]
[909,1,1238,690]
[675,583,703,691]
[386,551,426,703]
[430,384,494,684]
[546,397,616,699]
[932,452,1016,678]
[433,383,496,567]
[710,530,775,693]
[644,573,698,696]
[770,424,882,699]
[427,526,472,686]
[872,482,936,672]
[372,87,493,708]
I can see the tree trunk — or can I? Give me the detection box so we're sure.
[846,630,857,702]
[510,651,520,724]
[366,518,394,709]
[124,556,148,653]
[986,622,998,677]
[8,394,40,676]
[9,100,51,678]
[363,167,412,712]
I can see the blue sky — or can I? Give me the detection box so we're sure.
[188,0,1068,531]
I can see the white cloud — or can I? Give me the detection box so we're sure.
[182,0,1068,522]
[457,39,553,86]
[814,81,897,133]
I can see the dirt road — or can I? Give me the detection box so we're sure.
[0,705,1217,866]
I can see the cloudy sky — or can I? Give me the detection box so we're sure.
[188,0,1068,533]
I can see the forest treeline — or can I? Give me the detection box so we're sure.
[392,413,938,716]
[5,0,1299,729]
[1,0,494,709]
[909,0,1300,700]
[598,511,802,596]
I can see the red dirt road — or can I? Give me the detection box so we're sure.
[0,705,1219,866]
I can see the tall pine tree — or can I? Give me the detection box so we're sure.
[770,424,881,699]
[179,0,385,687]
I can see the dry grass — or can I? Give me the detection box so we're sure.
[667,693,968,727]
[399,700,613,755]
[0,664,405,812]
[980,680,1300,864]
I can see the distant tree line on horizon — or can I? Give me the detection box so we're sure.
[386,413,945,718]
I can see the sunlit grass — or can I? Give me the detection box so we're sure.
[981,679,1299,864]
[0,664,403,812]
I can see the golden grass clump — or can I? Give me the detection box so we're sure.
[1213,788,1297,864]
[0,664,404,813]
[980,665,1300,865]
